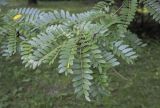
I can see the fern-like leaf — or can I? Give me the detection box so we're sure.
[58,38,77,75]
[27,25,68,69]
[72,47,93,101]
[110,41,138,64]
[144,0,160,23]
[119,0,138,29]
[1,26,17,56]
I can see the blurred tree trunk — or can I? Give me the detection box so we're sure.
[28,0,38,5]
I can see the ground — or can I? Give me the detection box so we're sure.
[0,1,160,108]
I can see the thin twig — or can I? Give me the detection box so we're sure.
[112,68,129,81]
[112,1,125,16]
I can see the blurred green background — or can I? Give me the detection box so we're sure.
[0,0,160,108]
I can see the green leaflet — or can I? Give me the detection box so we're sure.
[72,52,93,102]
[144,0,160,23]
[90,43,106,73]
[1,26,17,56]
[119,0,138,30]
[91,72,109,99]
[58,38,77,75]
[110,41,138,64]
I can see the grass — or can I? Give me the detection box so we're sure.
[107,40,160,108]
[0,1,160,108]
[6,1,94,12]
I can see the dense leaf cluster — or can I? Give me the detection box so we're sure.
[2,0,158,101]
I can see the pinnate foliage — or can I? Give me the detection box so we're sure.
[2,0,159,101]
[143,0,160,23]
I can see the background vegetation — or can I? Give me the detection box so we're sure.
[0,0,160,108]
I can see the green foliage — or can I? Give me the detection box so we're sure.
[110,41,137,64]
[119,0,138,29]
[143,0,160,23]
[0,0,7,6]
[1,0,158,101]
